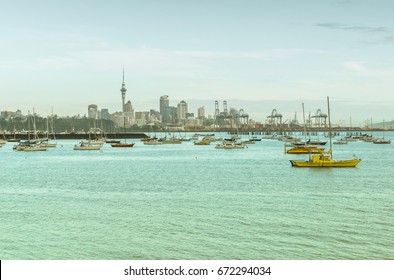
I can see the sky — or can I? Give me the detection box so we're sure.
[1,0,394,126]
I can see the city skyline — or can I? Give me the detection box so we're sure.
[1,0,394,126]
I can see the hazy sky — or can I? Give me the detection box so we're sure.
[1,0,394,126]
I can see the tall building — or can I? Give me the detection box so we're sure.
[198,106,205,119]
[120,68,127,112]
[88,104,98,119]
[160,95,169,115]
[162,106,177,124]
[124,100,135,127]
[177,100,188,120]
[101,108,110,120]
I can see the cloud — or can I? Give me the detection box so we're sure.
[317,22,390,33]
[343,61,368,74]
[336,0,353,5]
[17,47,325,72]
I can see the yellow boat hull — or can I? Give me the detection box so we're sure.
[290,155,361,167]
[287,147,325,154]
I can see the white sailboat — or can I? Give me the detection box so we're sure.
[14,110,48,152]
[373,120,391,144]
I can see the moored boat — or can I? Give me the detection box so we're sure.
[160,137,182,144]
[372,138,391,144]
[106,139,121,144]
[14,141,48,151]
[285,144,324,154]
[74,141,102,150]
[290,153,361,167]
[215,142,246,149]
[194,139,211,145]
[333,139,348,145]
[111,142,135,147]
[143,139,163,145]
[290,97,361,168]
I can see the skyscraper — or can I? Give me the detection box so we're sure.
[198,106,205,119]
[88,104,98,119]
[177,100,188,120]
[160,95,169,115]
[120,68,127,112]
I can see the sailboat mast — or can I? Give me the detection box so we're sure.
[327,96,333,158]
[302,103,307,142]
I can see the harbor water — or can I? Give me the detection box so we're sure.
[1,132,394,259]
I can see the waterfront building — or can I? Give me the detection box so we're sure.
[160,95,169,115]
[177,100,188,121]
[198,106,205,119]
[88,104,98,119]
[135,111,149,126]
[110,112,124,128]
[162,106,177,124]
[1,110,15,119]
[101,109,110,120]
[149,109,161,124]
[124,100,135,126]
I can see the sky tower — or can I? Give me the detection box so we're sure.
[120,68,127,112]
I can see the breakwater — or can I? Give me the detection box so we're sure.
[4,132,148,140]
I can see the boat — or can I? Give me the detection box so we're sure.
[159,135,182,144]
[361,136,375,142]
[74,141,102,150]
[286,144,324,154]
[40,141,57,148]
[286,104,324,155]
[290,153,361,167]
[14,110,48,152]
[41,115,57,148]
[278,135,301,143]
[373,138,391,144]
[194,139,211,145]
[343,135,358,142]
[290,97,361,168]
[333,139,348,145]
[249,136,262,141]
[215,141,246,149]
[201,135,222,142]
[262,134,277,139]
[161,138,182,144]
[111,142,135,148]
[291,139,327,146]
[143,138,163,145]
[110,116,135,148]
[106,139,121,144]
[373,120,390,144]
[14,143,48,152]
[306,139,327,146]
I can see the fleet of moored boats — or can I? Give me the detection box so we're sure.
[0,129,390,167]
[0,97,391,167]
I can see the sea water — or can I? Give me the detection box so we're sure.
[1,132,393,259]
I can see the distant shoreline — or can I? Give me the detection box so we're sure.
[4,133,148,140]
[3,127,391,140]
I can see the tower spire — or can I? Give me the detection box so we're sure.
[122,66,125,84]
[120,67,127,112]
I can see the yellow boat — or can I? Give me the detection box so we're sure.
[290,97,362,168]
[290,153,361,167]
[285,144,324,154]
[194,139,211,145]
